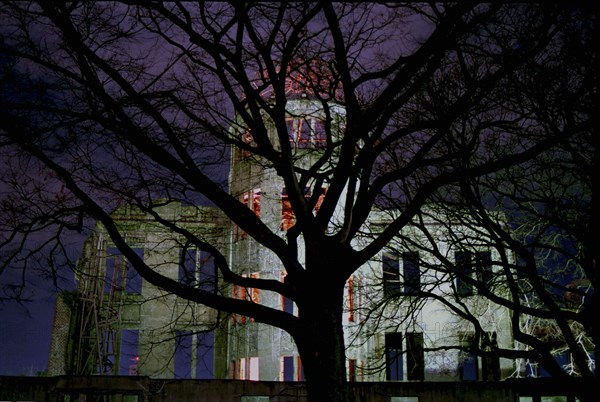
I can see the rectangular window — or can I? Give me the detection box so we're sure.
[459,333,478,380]
[239,357,246,380]
[287,117,324,149]
[179,247,197,286]
[281,187,326,231]
[179,248,216,293]
[286,118,295,146]
[281,274,294,314]
[476,251,493,288]
[297,356,305,381]
[281,356,294,381]
[406,332,424,381]
[481,332,500,381]
[232,283,247,325]
[232,273,259,324]
[99,329,116,374]
[385,332,403,381]
[174,331,193,379]
[281,189,294,231]
[348,359,356,382]
[249,272,260,303]
[455,251,474,296]
[199,251,216,294]
[297,118,312,149]
[106,247,143,294]
[230,360,237,379]
[105,249,124,293]
[403,252,420,295]
[241,129,253,159]
[313,119,326,147]
[196,331,214,379]
[249,357,260,381]
[119,329,139,376]
[383,253,401,298]
[243,189,261,217]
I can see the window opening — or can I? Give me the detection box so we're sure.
[385,332,403,381]
[406,332,424,380]
[232,273,259,324]
[287,117,328,149]
[105,247,143,294]
[481,332,500,380]
[459,332,478,380]
[280,187,326,231]
[119,330,139,376]
[455,251,474,296]
[476,251,493,288]
[281,273,294,314]
[383,253,401,298]
[281,356,294,381]
[403,252,420,295]
[347,277,355,322]
[348,359,356,382]
[174,331,193,379]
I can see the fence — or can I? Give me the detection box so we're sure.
[0,376,583,402]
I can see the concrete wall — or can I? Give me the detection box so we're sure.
[0,376,584,402]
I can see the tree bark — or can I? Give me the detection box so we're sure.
[295,277,350,402]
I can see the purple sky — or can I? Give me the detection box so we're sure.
[0,260,75,375]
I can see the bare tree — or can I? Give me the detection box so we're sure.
[0,2,595,401]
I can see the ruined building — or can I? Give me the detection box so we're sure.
[48,60,515,382]
[48,203,228,378]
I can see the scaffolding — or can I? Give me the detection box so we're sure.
[72,233,127,375]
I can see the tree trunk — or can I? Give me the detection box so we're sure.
[295,278,350,402]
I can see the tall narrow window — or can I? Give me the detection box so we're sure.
[476,251,493,288]
[119,329,139,376]
[459,333,478,380]
[313,119,327,147]
[243,189,261,217]
[249,273,260,304]
[105,249,124,293]
[249,357,260,381]
[239,357,247,380]
[347,276,355,322]
[481,332,500,381]
[196,331,215,379]
[455,251,474,296]
[406,332,424,381]
[286,118,295,145]
[403,252,420,295]
[174,331,193,379]
[297,356,305,381]
[199,251,216,293]
[348,359,357,382]
[281,273,294,314]
[311,187,327,215]
[385,332,403,381]
[179,247,197,286]
[383,252,401,298]
[281,189,294,231]
[241,129,254,159]
[297,118,312,149]
[281,187,327,230]
[232,283,247,325]
[232,273,259,324]
[106,247,143,294]
[179,248,216,293]
[230,360,237,379]
[281,356,294,382]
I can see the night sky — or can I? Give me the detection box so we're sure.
[0,257,76,375]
